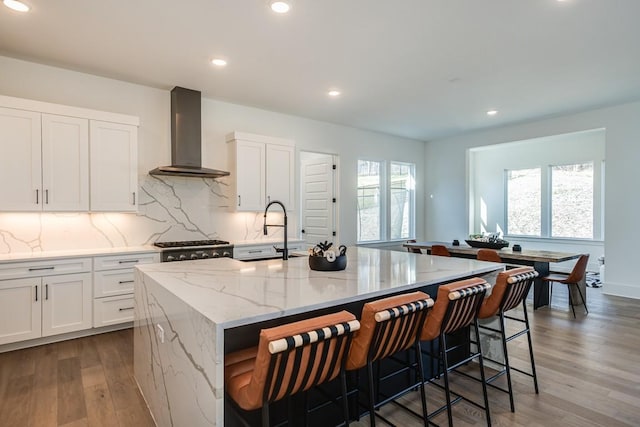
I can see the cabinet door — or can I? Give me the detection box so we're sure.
[90,120,138,211]
[235,140,265,211]
[0,107,42,211]
[41,114,89,211]
[266,143,295,209]
[0,278,41,345]
[41,272,92,337]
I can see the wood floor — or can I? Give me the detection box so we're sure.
[1,287,639,426]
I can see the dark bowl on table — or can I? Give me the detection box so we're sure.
[309,255,347,271]
[465,240,509,249]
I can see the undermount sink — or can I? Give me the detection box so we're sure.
[237,254,304,262]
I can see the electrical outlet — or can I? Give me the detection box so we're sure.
[156,324,165,343]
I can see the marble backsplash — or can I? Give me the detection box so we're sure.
[0,175,292,254]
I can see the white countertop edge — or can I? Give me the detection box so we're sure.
[0,245,159,263]
[216,264,501,329]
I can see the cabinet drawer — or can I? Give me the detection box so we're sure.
[233,245,275,260]
[94,269,135,297]
[93,295,135,327]
[93,252,159,271]
[0,257,92,281]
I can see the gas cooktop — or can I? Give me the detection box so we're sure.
[153,239,230,248]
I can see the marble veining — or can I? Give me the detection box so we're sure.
[134,247,503,426]
[0,175,293,254]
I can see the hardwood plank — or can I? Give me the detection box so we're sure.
[57,357,87,425]
[28,344,58,426]
[84,383,119,427]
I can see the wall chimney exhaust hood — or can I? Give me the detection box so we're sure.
[149,86,230,178]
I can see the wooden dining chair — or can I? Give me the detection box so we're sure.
[430,245,451,257]
[406,239,423,254]
[477,249,502,262]
[542,254,589,318]
[225,311,360,426]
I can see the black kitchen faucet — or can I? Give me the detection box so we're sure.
[263,200,288,260]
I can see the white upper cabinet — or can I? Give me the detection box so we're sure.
[0,107,42,211]
[89,120,138,211]
[0,95,139,213]
[227,132,295,212]
[42,114,89,211]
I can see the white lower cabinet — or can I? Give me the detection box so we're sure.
[92,251,159,327]
[0,264,92,346]
[233,241,306,260]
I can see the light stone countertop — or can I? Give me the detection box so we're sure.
[0,245,159,263]
[136,246,501,329]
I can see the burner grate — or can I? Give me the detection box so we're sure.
[154,239,230,248]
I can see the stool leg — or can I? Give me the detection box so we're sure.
[366,360,377,427]
[440,334,454,427]
[414,342,429,427]
[473,320,492,426]
[262,403,270,427]
[522,300,539,394]
[340,370,350,426]
[499,311,515,412]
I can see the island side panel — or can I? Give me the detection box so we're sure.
[134,269,224,426]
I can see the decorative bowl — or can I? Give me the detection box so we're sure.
[309,255,347,271]
[465,239,509,249]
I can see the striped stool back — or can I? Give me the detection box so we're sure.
[422,278,491,341]
[226,310,359,426]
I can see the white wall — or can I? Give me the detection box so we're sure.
[0,55,425,252]
[425,101,640,299]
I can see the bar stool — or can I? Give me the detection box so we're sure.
[346,291,434,426]
[542,254,589,318]
[420,278,492,427]
[476,267,539,412]
[225,311,360,426]
[430,245,451,257]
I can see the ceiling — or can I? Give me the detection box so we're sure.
[2,0,640,141]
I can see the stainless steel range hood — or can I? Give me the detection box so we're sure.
[149,87,230,178]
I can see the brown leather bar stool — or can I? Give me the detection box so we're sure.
[542,254,589,318]
[420,278,492,427]
[477,249,502,262]
[346,291,434,426]
[475,267,539,412]
[225,311,360,426]
[430,245,451,257]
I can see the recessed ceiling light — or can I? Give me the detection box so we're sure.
[328,90,341,97]
[3,0,30,12]
[270,1,291,13]
[211,58,227,67]
[487,110,498,116]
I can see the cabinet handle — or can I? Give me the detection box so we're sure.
[35,285,38,302]
[248,250,264,254]
[118,259,139,264]
[45,189,49,204]
[36,189,39,205]
[268,195,271,203]
[28,266,55,271]
[238,195,241,207]
[119,280,135,284]
[45,284,49,300]
[119,307,134,311]
[132,192,136,205]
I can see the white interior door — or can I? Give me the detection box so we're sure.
[300,152,337,248]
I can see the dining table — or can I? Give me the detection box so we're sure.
[403,241,584,309]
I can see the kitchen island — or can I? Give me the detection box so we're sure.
[133,247,502,426]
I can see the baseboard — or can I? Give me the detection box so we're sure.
[0,322,133,353]
[602,282,640,300]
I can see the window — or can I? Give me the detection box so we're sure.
[357,160,415,242]
[551,163,593,238]
[506,162,596,239]
[506,168,541,236]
